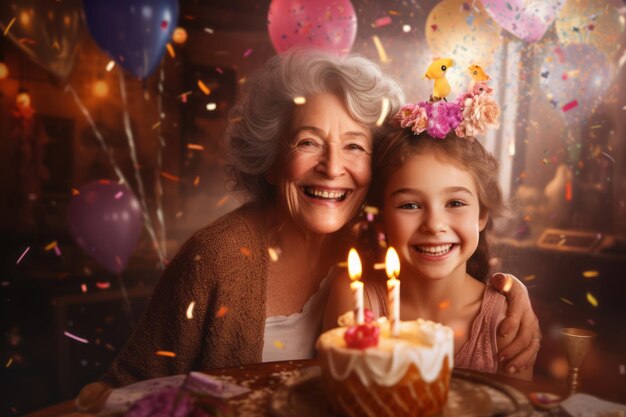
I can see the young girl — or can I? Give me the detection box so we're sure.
[325,104,535,381]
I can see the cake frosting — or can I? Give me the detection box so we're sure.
[318,318,454,386]
[317,318,454,417]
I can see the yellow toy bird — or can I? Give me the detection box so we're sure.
[468,64,490,81]
[424,58,453,101]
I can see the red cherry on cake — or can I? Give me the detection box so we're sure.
[344,324,381,349]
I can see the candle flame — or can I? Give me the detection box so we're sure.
[348,248,362,281]
[385,247,400,279]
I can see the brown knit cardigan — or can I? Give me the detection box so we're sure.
[100,203,269,387]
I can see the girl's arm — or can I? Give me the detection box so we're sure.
[496,299,535,381]
[489,273,541,376]
[323,271,375,331]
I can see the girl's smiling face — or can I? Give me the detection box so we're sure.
[383,151,488,281]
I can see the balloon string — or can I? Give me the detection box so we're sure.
[154,66,167,258]
[65,84,128,185]
[117,273,135,328]
[118,71,166,268]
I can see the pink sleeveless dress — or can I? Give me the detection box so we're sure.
[454,284,507,373]
[365,281,507,374]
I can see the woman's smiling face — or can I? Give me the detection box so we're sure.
[270,92,373,235]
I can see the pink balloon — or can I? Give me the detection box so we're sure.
[67,181,143,274]
[267,0,357,56]
[480,0,565,43]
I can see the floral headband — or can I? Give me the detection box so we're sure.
[393,59,500,140]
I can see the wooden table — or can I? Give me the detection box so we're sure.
[24,359,572,417]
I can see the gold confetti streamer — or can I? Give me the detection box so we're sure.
[155,351,176,358]
[586,292,598,307]
[583,270,599,279]
[186,301,195,319]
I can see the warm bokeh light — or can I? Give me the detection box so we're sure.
[93,80,109,98]
[347,248,362,281]
[16,91,32,111]
[0,62,9,80]
[172,27,188,44]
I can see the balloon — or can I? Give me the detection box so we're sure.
[480,0,565,43]
[539,44,614,125]
[555,0,626,59]
[425,0,502,93]
[83,0,179,80]
[267,0,357,56]
[68,181,143,274]
[0,0,82,80]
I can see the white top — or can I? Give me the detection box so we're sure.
[262,269,334,362]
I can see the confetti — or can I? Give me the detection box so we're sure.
[402,24,411,33]
[72,188,80,196]
[114,191,124,199]
[560,297,574,305]
[96,281,110,289]
[243,48,253,58]
[45,241,58,251]
[166,43,175,58]
[562,100,578,112]
[216,306,229,318]
[161,172,181,182]
[240,247,252,257]
[374,16,392,27]
[216,195,229,207]
[193,176,200,186]
[438,300,450,310]
[582,270,599,278]
[187,143,205,151]
[373,262,385,270]
[620,364,625,375]
[16,246,30,265]
[186,301,195,319]
[586,292,598,307]
[151,121,162,129]
[523,274,536,282]
[371,35,389,63]
[3,17,16,36]
[204,27,214,34]
[274,340,285,349]
[155,351,176,358]
[6,358,13,368]
[293,96,306,105]
[106,61,115,72]
[64,331,89,344]
[197,80,211,95]
[268,247,279,262]
[206,103,217,111]
[81,283,87,293]
[376,97,390,127]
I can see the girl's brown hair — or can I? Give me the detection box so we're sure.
[370,128,506,279]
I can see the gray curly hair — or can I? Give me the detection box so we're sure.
[224,49,405,202]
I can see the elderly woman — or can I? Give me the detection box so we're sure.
[80,50,539,401]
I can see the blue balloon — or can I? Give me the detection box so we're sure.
[83,0,179,80]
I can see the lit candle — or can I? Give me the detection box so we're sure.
[348,248,364,325]
[386,247,401,337]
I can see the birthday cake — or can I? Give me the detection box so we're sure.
[316,318,454,417]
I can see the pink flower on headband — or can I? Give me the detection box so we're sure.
[394,103,429,135]
[427,101,463,139]
[455,94,500,138]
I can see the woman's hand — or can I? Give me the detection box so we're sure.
[489,272,541,375]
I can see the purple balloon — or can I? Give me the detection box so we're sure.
[68,181,143,274]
